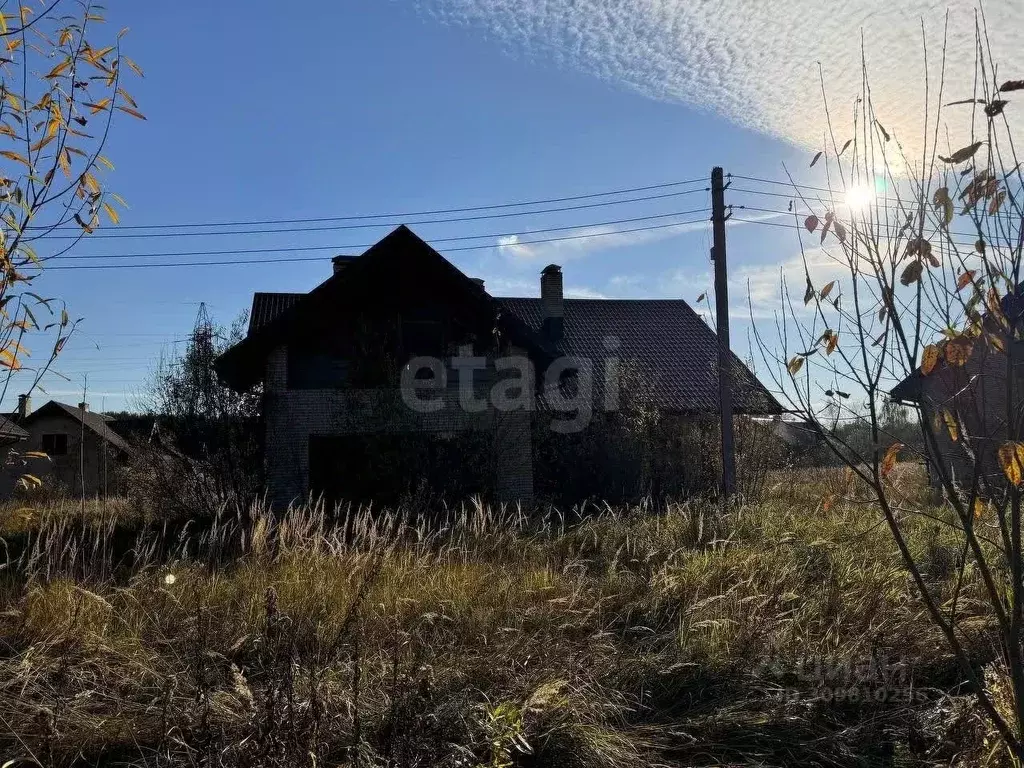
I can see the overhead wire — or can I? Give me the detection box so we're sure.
[43,213,714,270]
[47,207,712,262]
[25,177,712,231]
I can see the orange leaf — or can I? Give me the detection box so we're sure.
[956,270,976,292]
[881,443,903,478]
[945,337,973,367]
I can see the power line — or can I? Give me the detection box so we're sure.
[48,208,711,262]
[44,215,713,271]
[732,204,991,242]
[27,177,709,235]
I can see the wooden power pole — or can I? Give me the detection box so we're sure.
[710,167,736,498]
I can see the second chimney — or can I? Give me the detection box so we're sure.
[541,264,563,344]
[78,401,89,413]
[16,394,30,420]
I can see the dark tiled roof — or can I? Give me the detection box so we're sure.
[22,401,131,453]
[496,298,780,414]
[249,292,303,334]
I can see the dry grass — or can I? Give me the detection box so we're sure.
[0,466,1005,766]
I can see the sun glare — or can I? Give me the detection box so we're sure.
[844,183,875,212]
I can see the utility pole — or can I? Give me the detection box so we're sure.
[710,167,736,498]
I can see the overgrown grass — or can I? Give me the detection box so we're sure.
[0,466,1007,766]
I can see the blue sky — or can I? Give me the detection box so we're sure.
[10,0,1021,411]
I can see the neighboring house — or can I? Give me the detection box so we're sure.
[890,330,1021,488]
[215,225,781,507]
[0,413,28,447]
[2,397,130,497]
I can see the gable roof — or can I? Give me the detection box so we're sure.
[496,297,780,414]
[21,401,131,453]
[216,226,551,390]
[217,226,781,415]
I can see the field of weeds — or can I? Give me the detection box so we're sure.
[0,465,1009,766]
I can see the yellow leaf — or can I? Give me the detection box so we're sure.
[787,356,804,375]
[4,92,20,112]
[19,473,41,487]
[44,58,71,79]
[6,38,21,53]
[973,498,986,519]
[116,105,146,121]
[102,201,118,224]
[820,280,836,299]
[29,134,53,153]
[57,147,71,178]
[942,410,958,442]
[998,442,1024,486]
[0,12,7,34]
[23,450,48,459]
[97,155,114,171]
[116,88,137,108]
[0,347,22,369]
[0,149,29,167]
[0,124,16,138]
[86,98,111,114]
[921,344,941,376]
[881,442,903,478]
[123,56,144,77]
[59,28,72,46]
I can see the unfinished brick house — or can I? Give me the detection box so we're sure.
[215,226,780,507]
[890,334,1024,489]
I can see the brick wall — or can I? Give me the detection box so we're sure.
[263,344,534,508]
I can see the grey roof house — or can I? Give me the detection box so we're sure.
[1,397,130,497]
[216,225,781,506]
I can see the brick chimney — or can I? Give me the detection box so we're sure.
[541,264,563,343]
[16,394,30,419]
[470,277,485,290]
[332,254,357,276]
[78,401,89,412]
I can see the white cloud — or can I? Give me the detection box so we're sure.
[421,1,1023,158]
[565,285,608,298]
[665,246,848,320]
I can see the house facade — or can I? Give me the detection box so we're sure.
[1,398,130,497]
[216,226,781,507]
[891,336,1022,489]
